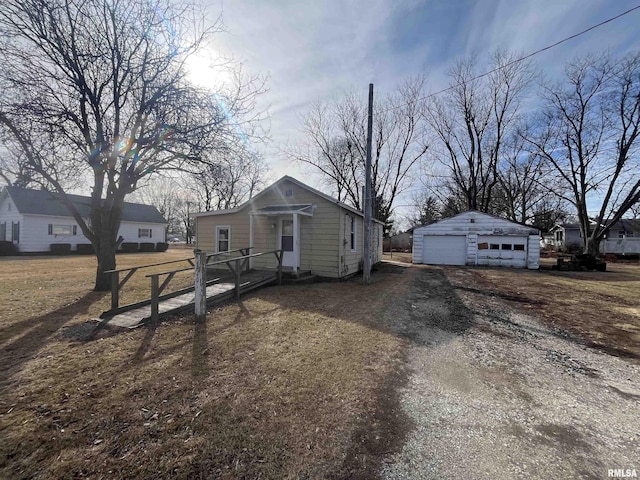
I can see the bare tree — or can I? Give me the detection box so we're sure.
[0,0,266,289]
[189,149,267,211]
[288,76,430,231]
[526,51,640,254]
[425,50,536,212]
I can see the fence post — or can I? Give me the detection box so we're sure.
[235,258,241,300]
[150,275,159,323]
[277,250,283,285]
[111,271,119,311]
[194,249,207,323]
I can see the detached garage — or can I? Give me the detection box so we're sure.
[412,211,540,269]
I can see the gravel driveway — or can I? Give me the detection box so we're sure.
[379,264,639,480]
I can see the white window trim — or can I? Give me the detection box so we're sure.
[138,228,152,238]
[216,225,231,253]
[350,215,356,252]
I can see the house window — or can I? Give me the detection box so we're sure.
[490,244,500,250]
[514,244,525,251]
[0,222,5,241]
[501,244,513,250]
[350,215,356,251]
[285,188,293,197]
[216,226,230,252]
[11,222,20,243]
[138,228,152,238]
[49,224,74,236]
[556,231,564,242]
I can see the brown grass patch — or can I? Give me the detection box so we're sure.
[0,253,409,478]
[445,263,640,362]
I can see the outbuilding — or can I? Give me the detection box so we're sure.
[412,211,540,269]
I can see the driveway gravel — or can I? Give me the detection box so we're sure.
[380,265,639,480]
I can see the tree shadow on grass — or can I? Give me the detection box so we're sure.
[0,290,107,386]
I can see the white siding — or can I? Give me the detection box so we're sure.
[0,195,24,246]
[413,211,540,269]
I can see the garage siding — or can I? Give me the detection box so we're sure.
[412,211,540,269]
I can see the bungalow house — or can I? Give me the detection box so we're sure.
[0,186,167,253]
[194,176,383,279]
[549,222,584,251]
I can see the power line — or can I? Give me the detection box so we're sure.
[382,4,640,114]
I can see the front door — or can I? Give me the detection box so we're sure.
[279,218,298,269]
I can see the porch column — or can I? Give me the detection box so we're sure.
[293,212,299,274]
[249,213,254,270]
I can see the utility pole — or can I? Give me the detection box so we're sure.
[363,83,373,285]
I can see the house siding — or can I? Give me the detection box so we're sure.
[195,178,366,278]
[0,196,24,246]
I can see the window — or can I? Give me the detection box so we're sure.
[556,231,564,242]
[138,228,152,238]
[48,224,74,236]
[349,215,356,251]
[514,244,525,251]
[490,244,500,250]
[0,222,5,241]
[285,188,293,197]
[501,244,513,250]
[11,222,20,243]
[216,226,230,252]
[478,242,489,250]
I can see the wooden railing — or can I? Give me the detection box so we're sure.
[104,246,253,314]
[146,249,283,323]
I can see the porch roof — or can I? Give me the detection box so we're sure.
[250,204,314,216]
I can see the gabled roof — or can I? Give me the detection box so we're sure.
[2,186,166,224]
[605,218,640,233]
[194,175,381,221]
[413,210,539,233]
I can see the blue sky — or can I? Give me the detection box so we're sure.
[190,0,640,216]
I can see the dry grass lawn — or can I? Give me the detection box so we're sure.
[445,261,640,362]
[0,252,409,479]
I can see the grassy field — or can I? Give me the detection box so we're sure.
[0,251,408,478]
[2,251,638,478]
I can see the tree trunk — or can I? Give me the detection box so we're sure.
[94,235,117,291]
[584,237,600,256]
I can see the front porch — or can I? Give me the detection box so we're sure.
[249,204,315,274]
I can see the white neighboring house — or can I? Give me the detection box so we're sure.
[0,186,167,253]
[412,211,540,269]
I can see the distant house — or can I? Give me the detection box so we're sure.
[549,222,584,251]
[0,186,167,253]
[550,219,640,255]
[602,219,640,255]
[412,211,540,269]
[194,176,383,279]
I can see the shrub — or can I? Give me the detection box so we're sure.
[156,242,169,252]
[140,242,155,252]
[0,241,19,256]
[76,243,94,254]
[120,242,139,253]
[50,243,72,255]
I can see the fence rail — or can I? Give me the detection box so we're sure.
[104,247,254,313]
[145,249,283,323]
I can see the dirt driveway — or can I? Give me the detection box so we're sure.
[379,264,639,480]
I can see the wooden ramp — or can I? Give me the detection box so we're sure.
[98,271,277,329]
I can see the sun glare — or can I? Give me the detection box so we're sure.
[185,49,234,90]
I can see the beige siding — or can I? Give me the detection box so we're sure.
[195,179,345,277]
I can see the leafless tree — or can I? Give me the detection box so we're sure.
[288,76,430,231]
[425,50,536,213]
[188,149,267,211]
[526,51,640,254]
[0,0,266,289]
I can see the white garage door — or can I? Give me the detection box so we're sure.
[477,235,527,268]
[422,235,467,265]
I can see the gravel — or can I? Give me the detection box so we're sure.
[379,265,640,480]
